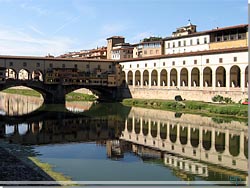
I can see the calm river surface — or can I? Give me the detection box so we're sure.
[0,92,248,185]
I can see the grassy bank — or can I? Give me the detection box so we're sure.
[66,92,97,101]
[122,99,248,119]
[2,88,41,97]
[1,88,97,101]
[29,157,72,183]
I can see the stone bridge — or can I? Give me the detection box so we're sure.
[0,55,123,103]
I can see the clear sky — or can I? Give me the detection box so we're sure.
[0,0,247,56]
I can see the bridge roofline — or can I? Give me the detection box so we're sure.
[0,55,117,63]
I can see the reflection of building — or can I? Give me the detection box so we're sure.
[0,92,43,116]
[106,140,124,159]
[120,107,248,175]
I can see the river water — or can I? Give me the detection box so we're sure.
[0,92,248,186]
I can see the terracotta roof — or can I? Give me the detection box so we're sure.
[106,36,125,40]
[117,46,248,62]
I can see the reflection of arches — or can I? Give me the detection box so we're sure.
[191,68,200,87]
[190,128,199,148]
[134,119,140,134]
[230,65,240,87]
[127,71,133,85]
[216,66,226,87]
[215,132,225,153]
[151,122,157,138]
[18,69,30,80]
[170,69,177,86]
[151,70,158,86]
[245,66,248,87]
[180,68,188,86]
[160,123,167,139]
[202,130,211,150]
[244,137,248,159]
[179,126,187,145]
[142,120,148,136]
[127,118,132,132]
[135,70,141,86]
[32,70,43,81]
[143,70,149,86]
[229,135,240,156]
[169,124,177,143]
[6,69,17,79]
[160,69,167,86]
[203,67,212,87]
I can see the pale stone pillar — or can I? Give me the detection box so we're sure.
[176,124,180,144]
[140,117,143,135]
[167,69,170,89]
[188,69,192,89]
[140,70,143,88]
[177,69,180,88]
[132,71,135,88]
[226,69,230,91]
[125,71,128,86]
[157,70,161,87]
[224,130,230,155]
[199,126,203,148]
[200,68,203,90]
[239,131,245,156]
[211,128,216,151]
[166,122,170,140]
[132,115,135,134]
[241,70,245,92]
[125,119,128,132]
[148,119,151,137]
[212,69,216,91]
[149,71,152,88]
[187,125,191,145]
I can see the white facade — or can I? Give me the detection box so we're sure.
[165,34,210,54]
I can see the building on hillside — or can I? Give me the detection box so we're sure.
[164,22,248,54]
[107,36,125,59]
[133,37,164,58]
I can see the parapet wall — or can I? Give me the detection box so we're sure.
[121,86,248,103]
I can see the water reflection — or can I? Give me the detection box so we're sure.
[0,92,43,116]
[0,94,248,183]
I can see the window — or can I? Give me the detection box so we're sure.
[182,147,185,153]
[62,64,65,68]
[154,63,156,67]
[86,64,89,68]
[23,62,27,67]
[97,64,101,69]
[194,60,197,64]
[204,37,207,44]
[162,142,165,147]
[168,43,170,48]
[124,55,127,58]
[219,58,223,63]
[150,50,153,54]
[197,38,199,44]
[163,62,165,66]
[206,59,209,64]
[109,65,112,69]
[232,160,236,165]
[49,63,53,68]
[144,50,147,55]
[193,150,196,156]
[145,63,147,67]
[137,64,139,68]
[183,40,186,46]
[74,64,77,69]
[173,42,175,48]
[172,145,174,150]
[183,60,185,65]
[129,64,132,68]
[234,57,237,62]
[218,155,222,161]
[9,62,13,66]
[205,153,208,159]
[178,41,181,47]
[190,39,193,45]
[172,61,175,66]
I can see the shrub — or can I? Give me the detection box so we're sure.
[212,95,224,103]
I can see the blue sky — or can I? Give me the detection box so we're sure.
[0,0,247,56]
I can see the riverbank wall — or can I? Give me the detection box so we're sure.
[120,86,248,102]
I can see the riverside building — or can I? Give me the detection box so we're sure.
[119,23,248,102]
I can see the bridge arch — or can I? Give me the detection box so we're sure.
[18,69,31,80]
[169,124,177,143]
[203,67,212,87]
[160,123,167,139]
[216,66,226,87]
[230,65,241,87]
[202,130,211,150]
[121,71,126,86]
[215,132,225,153]
[32,70,44,81]
[179,126,187,145]
[190,128,199,148]
[170,69,177,86]
[151,70,158,86]
[135,70,141,86]
[143,70,149,86]
[127,118,132,132]
[134,119,140,134]
[150,121,157,138]
[180,68,188,87]
[245,66,248,87]
[244,137,248,159]
[6,68,18,79]
[142,120,149,136]
[127,71,133,85]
